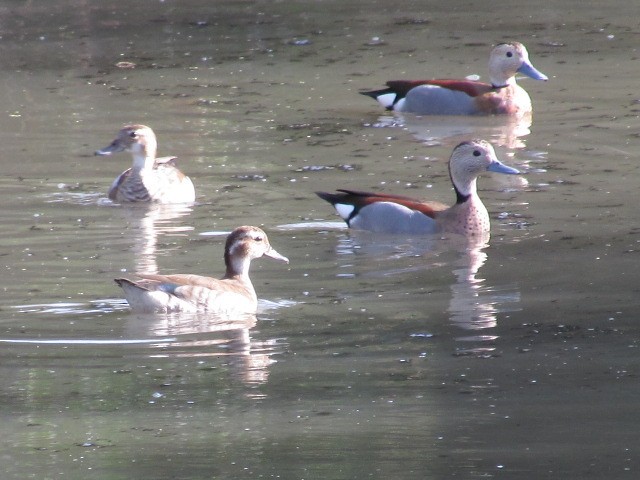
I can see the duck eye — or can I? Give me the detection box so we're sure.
[473,150,481,157]
[254,236,263,242]
[128,131,137,138]
[506,51,513,58]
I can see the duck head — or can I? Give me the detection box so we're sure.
[224,226,289,277]
[489,42,548,88]
[95,124,158,169]
[448,140,519,202]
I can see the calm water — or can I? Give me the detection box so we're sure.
[1,1,639,478]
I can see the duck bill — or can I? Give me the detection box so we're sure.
[264,248,289,264]
[518,61,548,81]
[488,160,520,175]
[95,141,125,156]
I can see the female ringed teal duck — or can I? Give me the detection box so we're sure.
[115,226,289,314]
[95,124,196,203]
[362,42,548,116]
[316,140,519,236]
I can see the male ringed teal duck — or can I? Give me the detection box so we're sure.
[95,124,196,203]
[115,226,289,314]
[362,42,548,116]
[316,140,519,235]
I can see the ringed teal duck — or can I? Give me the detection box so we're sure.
[95,124,196,203]
[316,140,519,236]
[362,42,548,116]
[115,226,289,314]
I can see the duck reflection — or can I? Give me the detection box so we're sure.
[329,231,521,343]
[448,234,520,333]
[371,112,532,150]
[448,235,497,331]
[117,202,194,274]
[125,311,277,388]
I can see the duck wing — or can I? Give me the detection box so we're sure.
[323,189,448,218]
[386,79,496,98]
[135,273,225,290]
[154,156,179,168]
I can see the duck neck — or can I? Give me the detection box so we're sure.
[131,154,151,172]
[454,185,472,204]
[490,74,516,89]
[450,163,477,204]
[224,253,251,279]
[223,253,257,303]
[130,143,157,172]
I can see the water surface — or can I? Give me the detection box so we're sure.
[1,1,639,479]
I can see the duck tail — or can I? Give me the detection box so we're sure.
[360,88,397,110]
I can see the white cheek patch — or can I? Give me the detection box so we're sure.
[335,203,355,221]
[227,239,242,257]
[375,92,398,109]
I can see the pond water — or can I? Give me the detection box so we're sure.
[1,1,639,478]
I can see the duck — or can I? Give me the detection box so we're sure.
[361,42,548,116]
[95,124,196,203]
[316,140,519,236]
[115,226,289,314]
